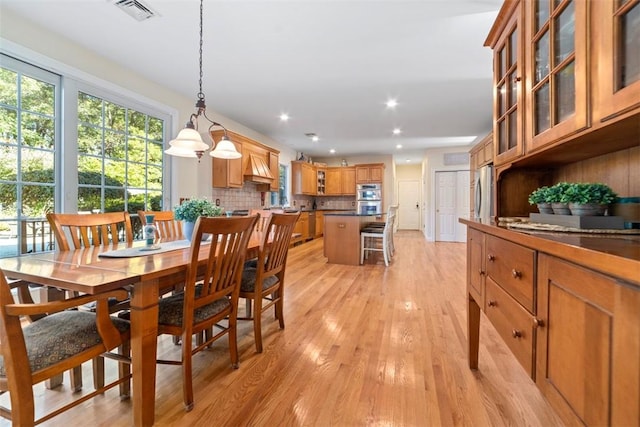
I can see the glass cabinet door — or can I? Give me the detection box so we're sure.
[493,5,524,165]
[594,0,640,121]
[526,0,589,152]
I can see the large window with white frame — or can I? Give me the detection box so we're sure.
[0,53,172,257]
[0,55,59,257]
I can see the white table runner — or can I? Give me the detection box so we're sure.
[98,239,210,258]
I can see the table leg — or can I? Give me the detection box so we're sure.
[130,279,160,426]
[468,293,481,370]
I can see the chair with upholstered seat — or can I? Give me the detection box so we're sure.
[360,207,396,266]
[0,268,131,426]
[155,214,257,411]
[138,210,183,240]
[46,211,134,390]
[239,212,300,353]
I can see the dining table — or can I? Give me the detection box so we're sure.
[0,232,265,426]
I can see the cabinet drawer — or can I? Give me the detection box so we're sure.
[486,235,535,312]
[485,277,535,377]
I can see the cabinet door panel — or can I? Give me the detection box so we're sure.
[536,254,615,426]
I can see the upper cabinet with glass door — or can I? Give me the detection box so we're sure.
[485,0,524,166]
[525,0,589,153]
[592,0,640,122]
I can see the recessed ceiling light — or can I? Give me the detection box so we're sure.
[386,99,398,109]
[392,128,402,135]
[396,144,402,149]
[279,113,289,122]
[329,149,336,154]
[406,159,411,162]
[312,135,319,142]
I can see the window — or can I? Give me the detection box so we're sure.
[0,53,172,257]
[77,91,164,214]
[270,163,289,207]
[0,55,60,257]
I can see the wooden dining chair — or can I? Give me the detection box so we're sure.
[0,268,131,426]
[249,209,272,232]
[45,211,134,390]
[155,214,258,411]
[47,211,133,251]
[138,210,183,239]
[239,212,300,353]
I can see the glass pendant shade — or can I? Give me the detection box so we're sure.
[168,128,209,152]
[210,136,242,159]
[164,144,198,158]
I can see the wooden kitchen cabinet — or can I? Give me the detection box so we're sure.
[291,161,317,195]
[316,167,326,195]
[592,0,640,123]
[212,130,279,189]
[355,163,384,184]
[325,167,356,195]
[463,221,640,426]
[537,253,640,426]
[315,211,324,237]
[486,0,524,166]
[292,211,309,244]
[212,139,243,188]
[524,0,590,153]
[269,152,279,191]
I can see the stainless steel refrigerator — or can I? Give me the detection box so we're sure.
[474,165,493,223]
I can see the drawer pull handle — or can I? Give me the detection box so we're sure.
[511,269,522,279]
[487,254,495,262]
[487,300,497,307]
[533,318,545,328]
[512,329,522,338]
[478,269,485,276]
[338,223,345,228]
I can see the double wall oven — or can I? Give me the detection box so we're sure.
[356,183,382,215]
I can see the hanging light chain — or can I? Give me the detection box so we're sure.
[197,0,205,104]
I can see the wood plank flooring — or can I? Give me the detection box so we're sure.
[0,231,564,426]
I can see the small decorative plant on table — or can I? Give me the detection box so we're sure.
[528,186,553,214]
[174,198,224,240]
[563,183,617,216]
[546,182,573,215]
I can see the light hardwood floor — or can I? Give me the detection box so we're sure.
[0,231,564,426]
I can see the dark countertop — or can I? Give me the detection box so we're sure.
[323,212,378,216]
[460,218,640,287]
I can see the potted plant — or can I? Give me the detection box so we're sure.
[563,183,617,216]
[173,198,224,240]
[546,182,572,215]
[528,186,553,214]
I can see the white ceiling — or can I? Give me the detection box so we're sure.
[0,0,502,164]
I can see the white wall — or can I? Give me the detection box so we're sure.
[0,8,296,208]
[421,146,472,241]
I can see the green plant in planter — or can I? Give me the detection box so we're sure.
[563,183,617,205]
[546,182,573,203]
[528,186,550,204]
[174,198,224,222]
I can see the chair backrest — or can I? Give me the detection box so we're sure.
[138,210,183,239]
[256,212,300,277]
[184,215,258,320]
[47,212,133,251]
[249,209,272,232]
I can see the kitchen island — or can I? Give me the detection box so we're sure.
[323,212,383,265]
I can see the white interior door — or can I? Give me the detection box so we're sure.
[435,170,469,242]
[435,172,457,241]
[398,180,421,230]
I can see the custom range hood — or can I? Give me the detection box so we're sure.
[244,154,274,184]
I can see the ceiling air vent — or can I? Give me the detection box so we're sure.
[114,0,158,22]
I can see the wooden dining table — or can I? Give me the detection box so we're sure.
[0,233,264,426]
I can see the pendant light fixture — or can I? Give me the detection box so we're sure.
[165,0,241,160]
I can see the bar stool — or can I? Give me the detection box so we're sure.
[360,208,396,266]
